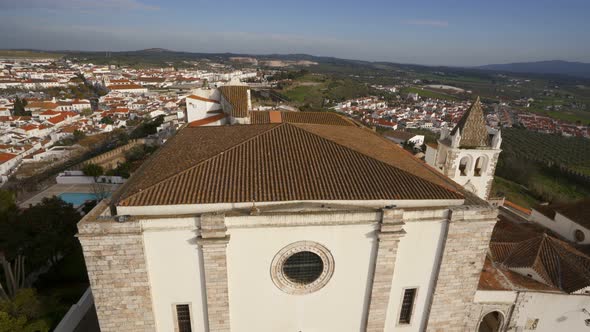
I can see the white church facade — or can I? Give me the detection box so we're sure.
[77,97,590,332]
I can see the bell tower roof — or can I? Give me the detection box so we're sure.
[450,97,489,148]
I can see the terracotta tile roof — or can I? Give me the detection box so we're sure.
[250,111,355,126]
[490,216,590,293]
[187,113,226,127]
[219,85,249,118]
[504,200,532,215]
[478,255,559,292]
[116,123,463,207]
[450,97,490,147]
[186,94,220,104]
[0,152,17,164]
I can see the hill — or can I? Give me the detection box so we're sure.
[478,60,590,79]
[0,49,63,59]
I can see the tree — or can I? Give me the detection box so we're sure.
[82,163,104,178]
[0,289,50,332]
[72,130,86,142]
[17,197,81,268]
[80,108,93,117]
[100,116,114,125]
[12,97,29,117]
[124,145,146,162]
[0,256,26,300]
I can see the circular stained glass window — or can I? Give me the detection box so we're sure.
[283,251,324,284]
[271,241,334,294]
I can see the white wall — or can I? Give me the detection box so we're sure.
[512,292,590,331]
[425,145,438,170]
[384,220,446,331]
[531,209,590,245]
[142,218,208,332]
[449,148,498,199]
[226,222,378,332]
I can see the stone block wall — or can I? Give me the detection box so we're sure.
[426,207,497,331]
[78,209,155,332]
[198,213,231,332]
[365,208,405,332]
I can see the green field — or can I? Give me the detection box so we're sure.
[496,128,590,204]
[502,128,590,168]
[277,74,369,110]
[400,87,459,101]
[0,50,63,59]
[491,176,539,208]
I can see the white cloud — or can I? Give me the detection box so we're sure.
[403,19,449,27]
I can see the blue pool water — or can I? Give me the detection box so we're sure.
[59,193,110,206]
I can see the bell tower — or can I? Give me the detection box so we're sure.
[425,97,502,200]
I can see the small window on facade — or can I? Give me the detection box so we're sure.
[175,304,192,332]
[399,288,417,324]
[459,157,469,176]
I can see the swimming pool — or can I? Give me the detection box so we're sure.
[58,193,111,206]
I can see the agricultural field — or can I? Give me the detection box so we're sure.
[502,128,590,173]
[400,86,459,101]
[495,128,590,205]
[277,73,369,110]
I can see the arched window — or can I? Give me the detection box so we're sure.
[478,311,504,332]
[474,156,487,176]
[458,156,470,176]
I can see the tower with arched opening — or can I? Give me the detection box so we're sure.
[425,97,502,200]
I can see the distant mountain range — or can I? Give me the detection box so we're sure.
[4,48,590,80]
[478,60,590,79]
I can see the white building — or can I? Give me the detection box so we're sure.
[529,199,590,244]
[79,112,500,332]
[185,81,252,126]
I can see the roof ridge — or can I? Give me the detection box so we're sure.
[288,123,464,198]
[530,235,551,283]
[119,124,285,204]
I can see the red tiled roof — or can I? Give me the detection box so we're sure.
[250,111,355,126]
[0,152,17,164]
[39,109,59,116]
[187,95,220,104]
[489,216,590,293]
[115,123,463,207]
[187,113,226,127]
[219,85,249,118]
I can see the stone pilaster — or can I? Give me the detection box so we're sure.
[425,206,497,331]
[198,213,231,332]
[365,208,406,332]
[77,203,155,332]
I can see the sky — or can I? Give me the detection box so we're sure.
[0,0,589,66]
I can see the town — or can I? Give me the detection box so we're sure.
[0,49,589,332]
[1,56,589,190]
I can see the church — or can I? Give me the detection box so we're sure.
[78,90,588,331]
